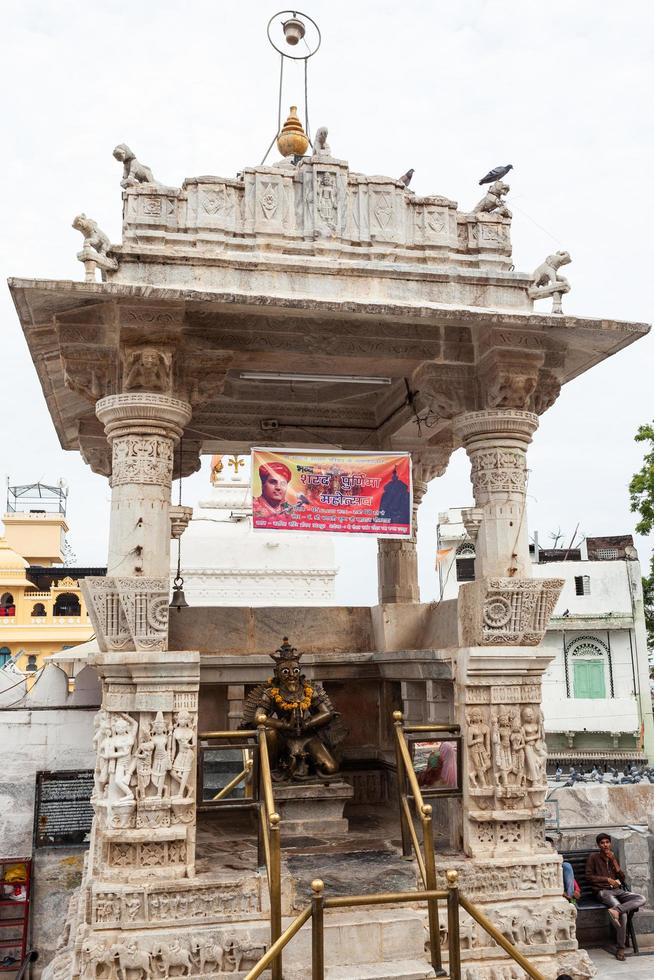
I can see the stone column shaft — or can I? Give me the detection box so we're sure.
[96,393,192,578]
[377,477,427,604]
[454,409,538,579]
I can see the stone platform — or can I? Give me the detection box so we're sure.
[272,779,354,837]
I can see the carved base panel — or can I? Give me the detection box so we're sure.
[461,672,550,857]
[89,652,200,882]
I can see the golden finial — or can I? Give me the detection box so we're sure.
[277,106,309,158]
[446,869,459,887]
[228,454,245,473]
[311,879,324,895]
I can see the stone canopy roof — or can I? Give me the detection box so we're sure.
[7,151,650,477]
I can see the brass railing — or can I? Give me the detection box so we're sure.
[393,710,462,976]
[243,871,547,980]
[198,726,282,980]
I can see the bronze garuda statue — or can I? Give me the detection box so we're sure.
[242,638,344,781]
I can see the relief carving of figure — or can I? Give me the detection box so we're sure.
[113,143,159,187]
[150,711,172,798]
[521,706,547,787]
[92,710,112,798]
[509,715,526,788]
[241,638,344,780]
[467,708,491,788]
[135,722,154,799]
[170,709,196,800]
[112,941,150,980]
[473,179,512,218]
[123,347,172,393]
[491,711,513,790]
[104,713,138,803]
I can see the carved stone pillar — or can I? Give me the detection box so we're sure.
[96,393,192,578]
[453,409,538,580]
[377,477,427,604]
[377,449,450,604]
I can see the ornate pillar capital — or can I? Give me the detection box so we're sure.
[96,393,192,582]
[96,392,192,443]
[452,408,538,449]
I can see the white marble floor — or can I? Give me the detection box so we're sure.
[588,948,654,978]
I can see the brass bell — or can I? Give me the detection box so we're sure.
[170,577,189,612]
[282,16,306,46]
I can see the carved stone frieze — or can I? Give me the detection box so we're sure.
[91,877,262,930]
[470,449,526,496]
[437,898,575,954]
[111,435,174,487]
[436,859,561,903]
[75,927,267,978]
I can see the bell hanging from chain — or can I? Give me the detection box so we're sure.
[170,574,189,612]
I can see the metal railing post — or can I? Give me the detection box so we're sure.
[311,879,325,980]
[392,710,412,857]
[446,869,461,980]
[422,803,445,977]
[269,811,282,980]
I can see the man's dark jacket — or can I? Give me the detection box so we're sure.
[585,850,626,892]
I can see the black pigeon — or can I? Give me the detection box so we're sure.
[479,163,513,186]
[398,168,414,188]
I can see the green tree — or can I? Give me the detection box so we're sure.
[629,423,654,660]
[630,423,654,543]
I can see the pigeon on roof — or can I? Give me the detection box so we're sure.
[479,164,513,186]
[397,168,414,188]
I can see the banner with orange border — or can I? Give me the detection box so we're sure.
[251,448,412,537]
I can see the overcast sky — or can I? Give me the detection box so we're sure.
[1,1,653,603]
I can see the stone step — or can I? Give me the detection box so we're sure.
[324,958,436,979]
[283,907,429,973]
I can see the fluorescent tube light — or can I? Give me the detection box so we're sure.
[239,372,392,385]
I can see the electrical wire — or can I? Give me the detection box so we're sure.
[0,665,46,710]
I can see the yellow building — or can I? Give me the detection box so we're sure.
[0,486,95,674]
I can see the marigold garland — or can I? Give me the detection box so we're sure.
[269,684,313,712]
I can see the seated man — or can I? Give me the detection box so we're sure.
[585,832,645,961]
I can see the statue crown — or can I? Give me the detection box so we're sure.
[269,636,302,666]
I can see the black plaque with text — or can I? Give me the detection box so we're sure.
[34,770,94,847]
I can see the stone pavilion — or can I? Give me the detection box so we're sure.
[8,116,649,979]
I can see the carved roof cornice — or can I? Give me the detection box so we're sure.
[8,278,650,464]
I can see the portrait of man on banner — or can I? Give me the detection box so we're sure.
[252,461,293,520]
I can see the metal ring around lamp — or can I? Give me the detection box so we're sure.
[267,10,322,60]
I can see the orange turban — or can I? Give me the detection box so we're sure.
[259,462,291,483]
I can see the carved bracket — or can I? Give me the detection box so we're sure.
[459,576,564,647]
[81,576,169,652]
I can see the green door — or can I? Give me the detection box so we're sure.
[573,660,606,699]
